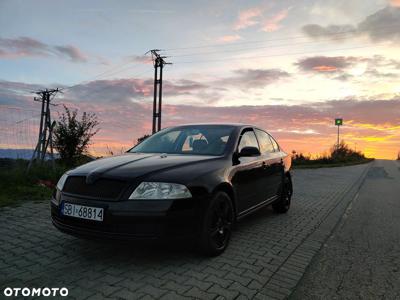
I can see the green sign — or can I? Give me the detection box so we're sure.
[335,118,343,126]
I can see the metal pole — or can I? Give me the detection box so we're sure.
[41,93,51,161]
[36,92,45,159]
[152,61,158,134]
[337,125,340,149]
[157,63,163,132]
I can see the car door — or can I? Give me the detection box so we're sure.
[268,133,285,196]
[231,129,265,214]
[254,129,279,200]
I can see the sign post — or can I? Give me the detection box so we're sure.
[335,118,343,149]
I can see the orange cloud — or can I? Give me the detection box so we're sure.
[80,99,400,160]
[262,9,289,32]
[390,0,400,7]
[2,78,400,160]
[312,65,338,72]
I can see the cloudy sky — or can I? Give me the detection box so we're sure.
[1,0,399,158]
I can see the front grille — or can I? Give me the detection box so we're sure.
[63,176,127,199]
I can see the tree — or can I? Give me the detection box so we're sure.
[330,141,365,162]
[54,105,99,166]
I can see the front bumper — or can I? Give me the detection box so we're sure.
[51,194,201,240]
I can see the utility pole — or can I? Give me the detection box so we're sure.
[28,88,60,170]
[147,49,171,134]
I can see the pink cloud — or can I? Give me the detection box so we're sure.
[2,79,400,159]
[69,98,400,159]
[218,34,242,43]
[0,36,88,62]
[234,7,263,30]
[262,9,289,32]
[128,55,153,64]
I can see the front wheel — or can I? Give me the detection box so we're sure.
[273,175,292,214]
[199,191,234,256]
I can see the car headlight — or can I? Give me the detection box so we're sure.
[56,173,68,191]
[129,182,192,200]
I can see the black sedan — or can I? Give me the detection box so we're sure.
[52,124,292,256]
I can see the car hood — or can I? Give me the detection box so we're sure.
[69,153,220,182]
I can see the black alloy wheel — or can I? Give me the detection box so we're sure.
[199,191,234,256]
[273,176,292,214]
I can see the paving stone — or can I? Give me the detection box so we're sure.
[208,283,240,299]
[184,287,218,299]
[0,164,369,300]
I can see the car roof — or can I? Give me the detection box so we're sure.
[174,123,253,128]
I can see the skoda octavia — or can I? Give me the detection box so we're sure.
[52,124,292,256]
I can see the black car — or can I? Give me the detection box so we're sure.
[52,124,292,256]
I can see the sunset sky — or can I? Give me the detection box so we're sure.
[1,0,399,159]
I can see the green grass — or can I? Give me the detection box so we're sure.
[292,158,374,169]
[0,159,68,207]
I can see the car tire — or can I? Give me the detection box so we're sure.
[273,175,292,214]
[199,191,234,256]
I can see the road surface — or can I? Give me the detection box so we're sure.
[0,161,386,299]
[291,159,400,299]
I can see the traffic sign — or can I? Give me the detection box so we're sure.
[335,118,343,126]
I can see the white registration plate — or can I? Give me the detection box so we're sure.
[62,202,104,222]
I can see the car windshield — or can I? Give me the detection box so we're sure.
[129,125,235,156]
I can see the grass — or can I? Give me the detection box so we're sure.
[0,159,68,207]
[292,158,374,169]
[291,141,374,169]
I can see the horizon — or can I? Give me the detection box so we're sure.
[1,0,400,159]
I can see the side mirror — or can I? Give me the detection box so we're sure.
[238,146,261,157]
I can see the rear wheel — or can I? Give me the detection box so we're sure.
[273,175,292,214]
[199,191,234,256]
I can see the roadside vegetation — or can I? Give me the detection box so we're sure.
[0,159,68,207]
[292,141,374,169]
[0,106,98,207]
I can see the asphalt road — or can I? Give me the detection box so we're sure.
[0,162,373,299]
[291,159,400,299]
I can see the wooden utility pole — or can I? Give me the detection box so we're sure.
[147,49,171,134]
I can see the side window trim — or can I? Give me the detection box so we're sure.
[237,128,260,152]
[268,134,280,152]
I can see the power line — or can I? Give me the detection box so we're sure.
[161,23,400,52]
[166,33,392,58]
[71,68,153,101]
[0,106,40,112]
[62,61,146,92]
[173,44,387,65]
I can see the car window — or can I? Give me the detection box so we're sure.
[255,129,275,154]
[269,135,280,152]
[130,125,234,156]
[238,130,259,152]
[182,133,207,152]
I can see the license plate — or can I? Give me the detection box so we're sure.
[62,202,104,222]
